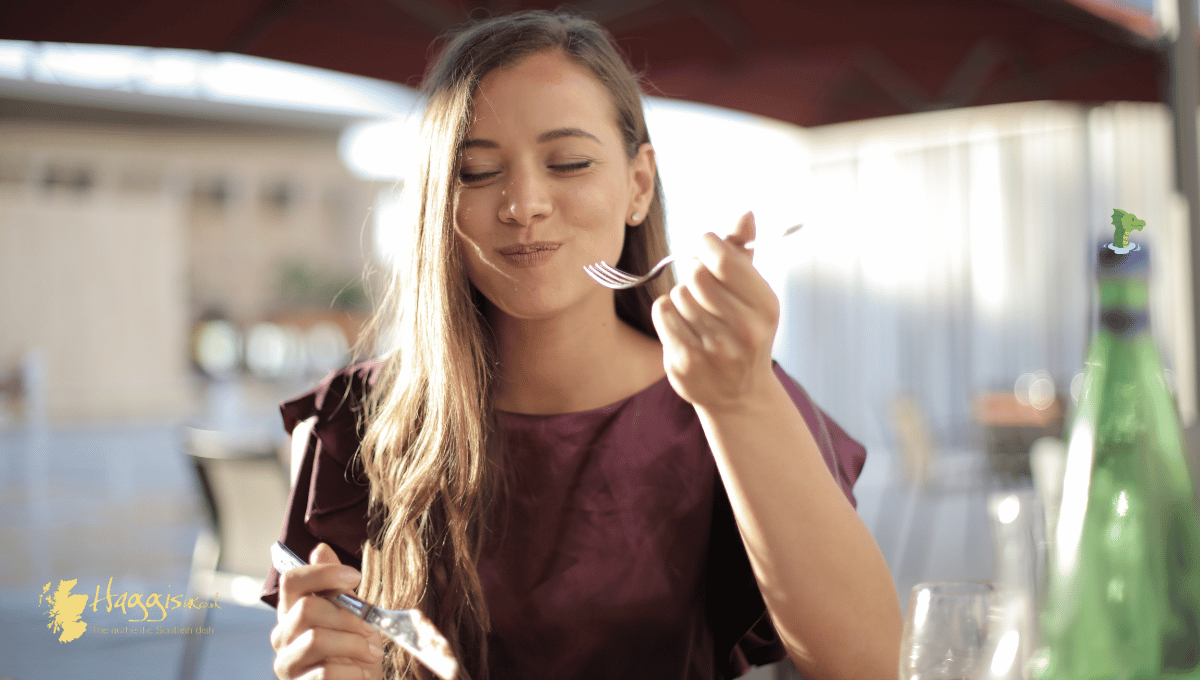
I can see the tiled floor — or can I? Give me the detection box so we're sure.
[857,449,1004,608]
[0,412,1004,680]
[0,420,279,680]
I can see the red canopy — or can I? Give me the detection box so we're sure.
[0,0,1164,127]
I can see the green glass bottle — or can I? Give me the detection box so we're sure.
[1031,210,1200,680]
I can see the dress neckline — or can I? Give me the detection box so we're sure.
[495,373,673,419]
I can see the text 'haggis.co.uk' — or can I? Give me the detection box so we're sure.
[86,577,223,622]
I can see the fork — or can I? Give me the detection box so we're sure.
[270,541,459,679]
[584,222,803,290]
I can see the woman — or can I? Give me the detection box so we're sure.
[265,10,901,680]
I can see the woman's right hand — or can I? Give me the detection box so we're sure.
[271,542,386,680]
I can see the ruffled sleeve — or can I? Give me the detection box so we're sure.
[707,362,867,677]
[260,359,382,608]
[773,363,866,509]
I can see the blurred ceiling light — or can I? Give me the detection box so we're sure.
[372,187,407,267]
[142,52,202,94]
[344,116,424,268]
[246,322,306,379]
[997,494,1021,524]
[307,322,349,375]
[0,43,25,78]
[36,43,140,88]
[194,320,241,378]
[1014,372,1034,406]
[1015,370,1057,409]
[0,39,418,120]
[1029,372,1057,410]
[338,116,423,182]
[201,54,401,115]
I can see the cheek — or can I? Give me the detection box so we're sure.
[454,193,491,255]
[570,179,628,231]
[570,189,627,264]
[453,224,513,304]
[455,192,482,232]
[455,232,485,283]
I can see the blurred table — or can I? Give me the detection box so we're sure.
[973,392,1064,482]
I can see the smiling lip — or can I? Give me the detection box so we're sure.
[497,241,562,268]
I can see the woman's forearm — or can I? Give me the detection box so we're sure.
[695,377,902,680]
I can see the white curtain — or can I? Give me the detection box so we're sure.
[763,100,1194,461]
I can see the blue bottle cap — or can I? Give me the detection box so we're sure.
[1096,241,1149,278]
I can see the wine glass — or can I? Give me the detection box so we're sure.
[900,581,995,680]
[981,489,1049,680]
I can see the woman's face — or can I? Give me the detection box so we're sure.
[454,49,655,322]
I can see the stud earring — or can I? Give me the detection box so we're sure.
[630,213,641,224]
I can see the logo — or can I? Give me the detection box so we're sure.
[38,577,222,643]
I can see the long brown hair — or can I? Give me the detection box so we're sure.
[356,10,674,679]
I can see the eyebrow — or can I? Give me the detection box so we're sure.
[461,127,601,150]
[537,127,601,144]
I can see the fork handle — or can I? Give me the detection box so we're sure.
[271,541,370,616]
[719,221,803,248]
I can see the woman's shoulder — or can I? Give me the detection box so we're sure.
[769,361,867,506]
[262,361,380,604]
[280,358,383,467]
[280,358,383,435]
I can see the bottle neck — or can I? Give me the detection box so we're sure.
[1098,277,1149,335]
[1099,278,1148,309]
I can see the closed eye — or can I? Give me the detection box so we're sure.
[459,160,592,184]
[459,170,500,184]
[550,160,592,173]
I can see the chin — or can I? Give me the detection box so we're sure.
[496,299,567,322]
[476,273,608,321]
[495,287,599,323]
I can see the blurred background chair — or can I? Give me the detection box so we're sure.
[891,395,938,488]
[178,425,289,680]
[881,395,994,608]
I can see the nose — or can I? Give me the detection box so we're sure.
[499,164,552,226]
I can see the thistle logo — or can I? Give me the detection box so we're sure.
[38,578,222,642]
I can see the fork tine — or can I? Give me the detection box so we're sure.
[584,222,803,290]
[583,263,618,287]
[586,262,625,283]
[585,263,636,288]
[595,262,640,285]
[584,260,659,289]
[604,269,643,288]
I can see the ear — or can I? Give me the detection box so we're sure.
[626,142,656,225]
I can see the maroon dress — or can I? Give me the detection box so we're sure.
[261,360,866,680]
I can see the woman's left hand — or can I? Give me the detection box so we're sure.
[652,211,780,414]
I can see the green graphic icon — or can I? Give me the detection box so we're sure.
[1111,209,1146,248]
